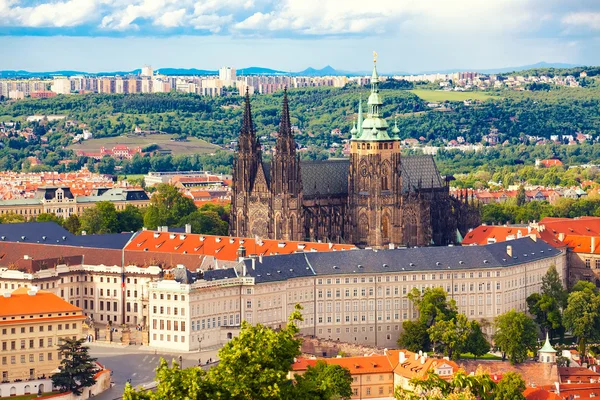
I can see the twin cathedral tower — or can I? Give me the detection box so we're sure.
[230,58,476,247]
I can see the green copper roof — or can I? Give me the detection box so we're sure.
[353,59,393,141]
[539,332,556,353]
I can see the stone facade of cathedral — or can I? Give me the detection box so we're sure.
[230,60,478,247]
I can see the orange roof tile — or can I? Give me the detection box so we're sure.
[524,387,561,400]
[0,287,82,317]
[462,225,537,246]
[291,355,393,375]
[125,231,356,262]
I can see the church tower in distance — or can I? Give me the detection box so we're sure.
[230,89,264,237]
[270,89,304,240]
[348,55,403,247]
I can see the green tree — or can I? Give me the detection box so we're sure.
[397,320,431,352]
[123,359,218,400]
[143,184,196,229]
[493,310,537,364]
[516,185,526,206]
[80,201,119,234]
[408,287,458,327]
[117,205,144,232]
[63,214,81,234]
[1,213,26,223]
[98,156,116,175]
[463,321,490,359]
[294,361,353,400]
[494,371,526,400]
[571,280,598,294]
[35,213,64,224]
[526,293,563,339]
[179,210,228,235]
[428,313,471,359]
[541,264,567,308]
[563,289,600,357]
[209,304,304,399]
[51,338,98,395]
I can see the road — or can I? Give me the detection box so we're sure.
[88,345,221,400]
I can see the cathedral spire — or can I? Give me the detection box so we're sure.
[275,88,295,156]
[238,87,260,154]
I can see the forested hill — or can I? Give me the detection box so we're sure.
[3,85,600,173]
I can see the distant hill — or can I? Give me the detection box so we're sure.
[155,68,216,75]
[0,62,586,79]
[237,66,287,75]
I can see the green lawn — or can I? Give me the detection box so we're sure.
[68,134,221,155]
[409,89,496,102]
[460,353,503,360]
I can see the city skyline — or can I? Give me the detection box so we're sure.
[2,0,600,72]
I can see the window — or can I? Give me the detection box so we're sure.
[586,259,591,268]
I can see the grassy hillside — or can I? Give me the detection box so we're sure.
[68,134,219,155]
[409,89,496,102]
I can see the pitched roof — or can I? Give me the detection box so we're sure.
[301,159,349,197]
[0,287,82,318]
[0,222,135,250]
[523,387,561,400]
[291,354,394,375]
[462,225,535,245]
[239,237,561,283]
[299,155,443,198]
[125,230,356,263]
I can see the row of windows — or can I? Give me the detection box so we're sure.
[152,306,185,316]
[1,323,77,336]
[2,337,54,351]
[152,333,186,343]
[1,352,54,365]
[151,293,186,301]
[190,314,241,331]
[316,271,502,285]
[152,319,186,332]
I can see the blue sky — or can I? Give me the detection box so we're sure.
[2,0,600,72]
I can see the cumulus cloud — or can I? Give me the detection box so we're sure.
[562,12,600,30]
[1,0,99,27]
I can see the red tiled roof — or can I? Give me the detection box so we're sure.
[0,287,82,317]
[523,387,561,400]
[125,231,356,262]
[291,355,394,375]
[462,225,537,245]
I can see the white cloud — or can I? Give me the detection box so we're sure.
[154,8,187,28]
[190,14,233,32]
[235,0,545,36]
[1,0,99,27]
[562,12,600,30]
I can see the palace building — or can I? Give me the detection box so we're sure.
[230,57,477,247]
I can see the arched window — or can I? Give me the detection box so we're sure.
[359,214,369,243]
[382,214,390,241]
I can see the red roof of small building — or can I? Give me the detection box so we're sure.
[0,287,82,318]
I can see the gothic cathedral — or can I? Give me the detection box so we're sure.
[230,58,478,247]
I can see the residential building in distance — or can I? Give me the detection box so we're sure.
[0,187,150,220]
[0,286,84,394]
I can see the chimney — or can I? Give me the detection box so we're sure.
[185,224,191,234]
[251,257,256,270]
[27,286,39,296]
[506,245,513,257]
[81,230,87,236]
[420,357,425,365]
[259,254,263,263]
[399,352,406,363]
[558,232,565,242]
[3,292,10,298]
